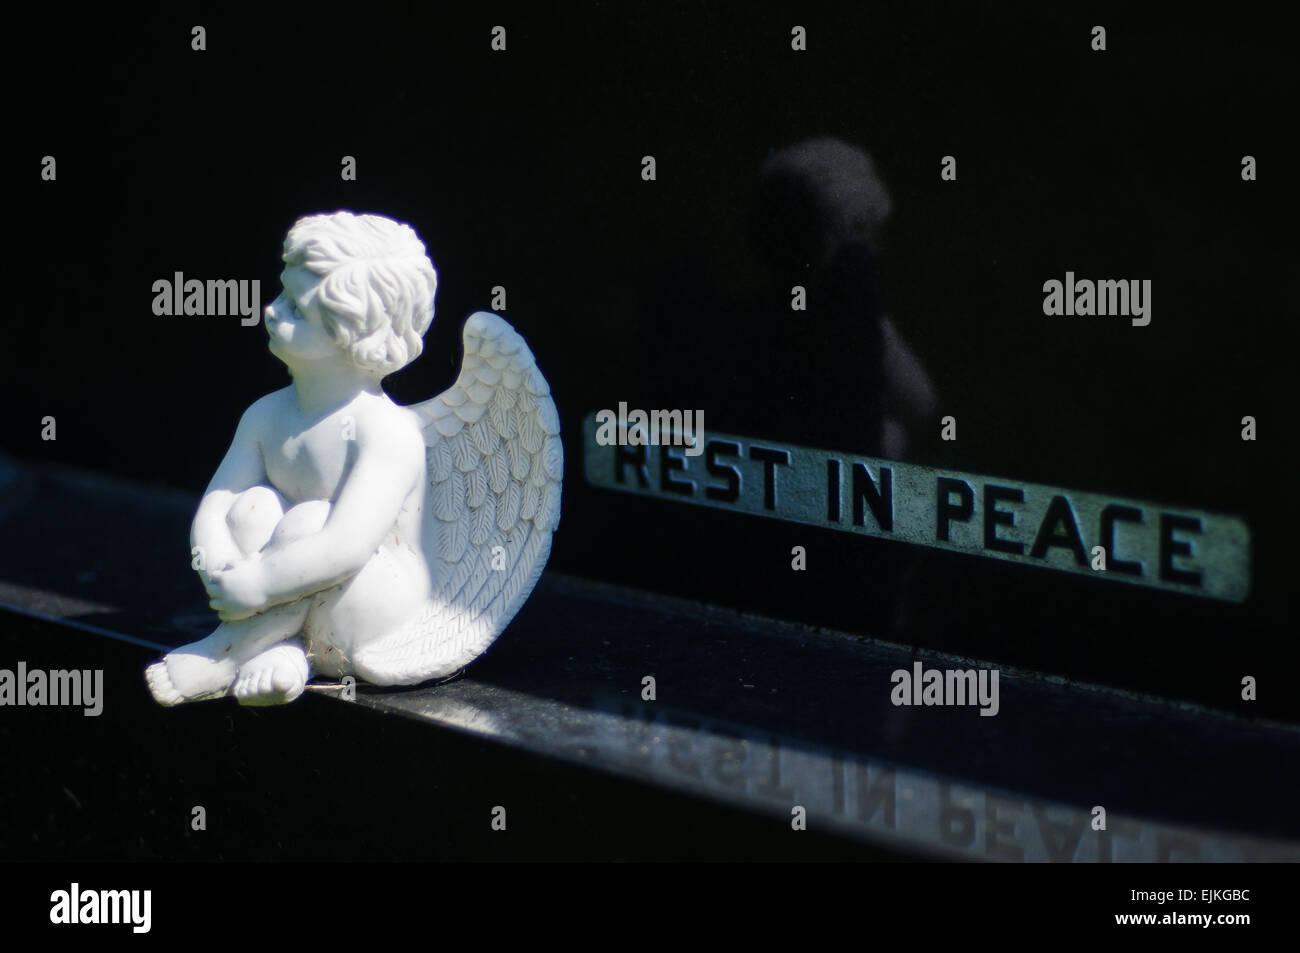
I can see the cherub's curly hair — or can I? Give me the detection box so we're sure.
[282,211,438,375]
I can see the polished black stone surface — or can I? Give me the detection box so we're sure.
[2,462,1296,860]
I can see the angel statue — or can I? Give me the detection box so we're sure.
[146,211,562,706]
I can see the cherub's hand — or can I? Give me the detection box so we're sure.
[194,547,239,586]
[204,560,270,621]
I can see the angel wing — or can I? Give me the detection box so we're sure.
[349,311,562,685]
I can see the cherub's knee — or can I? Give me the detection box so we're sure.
[268,500,332,548]
[227,486,287,556]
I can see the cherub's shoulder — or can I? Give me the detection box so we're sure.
[250,386,295,412]
[349,391,419,428]
[235,387,294,432]
[351,393,426,457]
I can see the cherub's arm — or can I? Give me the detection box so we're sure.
[250,420,425,609]
[191,401,269,572]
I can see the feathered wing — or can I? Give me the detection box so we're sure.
[350,311,562,685]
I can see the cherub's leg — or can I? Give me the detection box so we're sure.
[146,602,314,705]
[147,492,332,706]
[228,499,341,705]
[231,641,311,706]
[225,485,289,556]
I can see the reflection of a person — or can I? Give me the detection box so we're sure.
[743,138,938,636]
[749,137,936,459]
[632,137,936,635]
[636,136,937,461]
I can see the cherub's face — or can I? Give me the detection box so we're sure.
[264,264,340,366]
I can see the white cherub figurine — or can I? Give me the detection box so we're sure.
[146,211,562,706]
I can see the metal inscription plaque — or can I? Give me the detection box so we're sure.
[582,413,1251,602]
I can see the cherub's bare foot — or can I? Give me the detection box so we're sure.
[145,634,239,706]
[232,642,310,707]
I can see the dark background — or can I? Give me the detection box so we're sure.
[7,4,1296,717]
